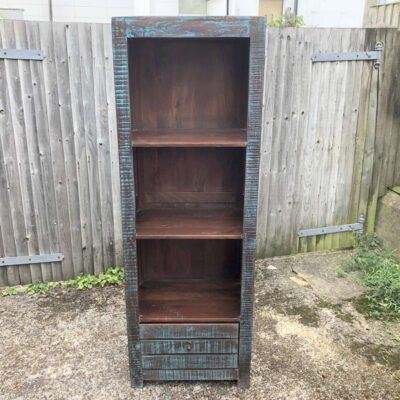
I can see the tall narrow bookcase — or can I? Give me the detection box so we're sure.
[112,17,265,388]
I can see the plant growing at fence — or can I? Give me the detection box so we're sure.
[1,287,17,297]
[343,233,400,321]
[267,8,305,28]
[0,267,124,296]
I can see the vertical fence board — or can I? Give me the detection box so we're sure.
[65,23,94,275]
[91,23,115,271]
[103,23,123,267]
[78,23,103,275]
[0,20,32,284]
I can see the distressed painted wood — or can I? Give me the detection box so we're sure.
[238,17,265,389]
[113,16,264,388]
[141,339,238,355]
[143,369,238,381]
[140,323,239,340]
[142,354,238,370]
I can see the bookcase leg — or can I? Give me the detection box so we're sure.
[237,374,250,389]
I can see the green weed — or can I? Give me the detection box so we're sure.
[1,287,17,297]
[0,267,124,297]
[344,233,400,321]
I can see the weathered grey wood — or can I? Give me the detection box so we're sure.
[91,23,114,272]
[21,20,53,281]
[53,23,83,278]
[78,23,103,275]
[143,369,238,381]
[142,354,238,369]
[0,20,32,284]
[30,22,61,280]
[140,324,239,339]
[38,21,70,281]
[103,23,123,267]
[65,23,93,275]
[141,339,239,354]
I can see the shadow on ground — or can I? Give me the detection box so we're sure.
[1,250,399,399]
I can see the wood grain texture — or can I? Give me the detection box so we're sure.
[141,339,238,354]
[112,18,143,387]
[142,354,238,369]
[139,280,240,323]
[136,208,243,239]
[143,369,238,381]
[139,323,239,339]
[0,20,121,286]
[238,17,265,388]
[132,128,247,147]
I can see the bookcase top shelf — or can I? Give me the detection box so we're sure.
[136,208,243,239]
[131,128,247,148]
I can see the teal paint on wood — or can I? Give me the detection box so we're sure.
[113,16,265,388]
[141,339,239,354]
[143,369,238,381]
[142,354,238,369]
[140,323,239,339]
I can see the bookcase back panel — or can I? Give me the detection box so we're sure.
[129,38,249,130]
[138,239,241,282]
[135,148,245,209]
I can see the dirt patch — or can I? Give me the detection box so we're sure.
[1,250,399,400]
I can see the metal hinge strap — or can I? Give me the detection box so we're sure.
[311,42,383,68]
[0,48,45,60]
[297,215,365,238]
[0,253,64,267]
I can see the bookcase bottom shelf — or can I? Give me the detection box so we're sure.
[139,280,240,323]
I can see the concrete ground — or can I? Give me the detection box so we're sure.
[1,250,399,400]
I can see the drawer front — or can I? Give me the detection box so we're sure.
[143,369,238,381]
[142,354,238,369]
[141,339,238,354]
[140,323,239,339]
[141,323,239,380]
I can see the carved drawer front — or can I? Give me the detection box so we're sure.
[140,323,239,381]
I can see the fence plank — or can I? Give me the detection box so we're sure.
[0,20,32,284]
[65,23,94,275]
[78,23,103,274]
[91,23,115,271]
[103,23,123,267]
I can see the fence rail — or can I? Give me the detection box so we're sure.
[0,21,399,285]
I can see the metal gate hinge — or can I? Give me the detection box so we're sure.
[0,253,64,267]
[297,215,364,238]
[311,43,383,69]
[0,48,45,61]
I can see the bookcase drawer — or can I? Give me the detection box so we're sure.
[141,339,238,354]
[139,323,239,339]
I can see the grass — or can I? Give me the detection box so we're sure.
[343,233,400,321]
[1,267,124,297]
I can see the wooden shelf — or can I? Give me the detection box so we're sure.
[139,280,240,323]
[136,208,243,239]
[132,129,247,147]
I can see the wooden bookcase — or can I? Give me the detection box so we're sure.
[112,17,265,388]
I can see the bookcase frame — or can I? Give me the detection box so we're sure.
[112,16,265,388]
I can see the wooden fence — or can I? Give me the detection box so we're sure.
[257,27,400,257]
[0,21,399,285]
[0,20,122,286]
[364,1,400,28]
